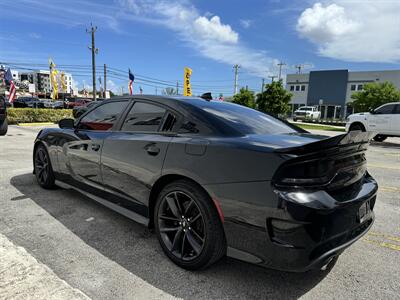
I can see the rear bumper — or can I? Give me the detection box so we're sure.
[210,174,378,272]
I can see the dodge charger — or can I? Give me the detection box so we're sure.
[33,96,377,271]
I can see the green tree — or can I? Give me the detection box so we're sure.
[232,88,256,108]
[350,82,400,112]
[256,80,292,115]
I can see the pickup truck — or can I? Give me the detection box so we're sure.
[346,102,400,142]
[293,106,321,121]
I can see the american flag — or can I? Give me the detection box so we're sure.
[5,68,16,103]
[128,69,135,95]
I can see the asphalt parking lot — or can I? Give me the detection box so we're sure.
[0,125,399,299]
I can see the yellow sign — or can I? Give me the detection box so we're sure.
[49,57,59,99]
[60,72,67,93]
[184,67,192,96]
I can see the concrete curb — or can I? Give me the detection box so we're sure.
[0,233,90,300]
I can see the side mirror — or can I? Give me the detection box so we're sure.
[59,118,75,129]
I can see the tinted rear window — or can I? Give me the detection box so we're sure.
[201,103,298,135]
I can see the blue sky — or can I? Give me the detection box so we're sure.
[1,0,399,96]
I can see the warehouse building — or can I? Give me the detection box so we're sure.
[286,69,400,118]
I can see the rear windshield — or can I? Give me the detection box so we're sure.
[201,102,298,135]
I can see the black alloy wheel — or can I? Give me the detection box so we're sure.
[155,180,226,270]
[158,191,205,261]
[34,144,55,189]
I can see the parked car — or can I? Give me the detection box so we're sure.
[64,97,92,109]
[41,99,64,109]
[33,96,377,272]
[346,102,400,142]
[72,101,100,118]
[0,96,8,135]
[13,97,41,108]
[293,106,321,121]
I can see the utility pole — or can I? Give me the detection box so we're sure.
[103,64,107,98]
[86,23,98,101]
[261,78,265,93]
[233,64,240,95]
[277,61,286,81]
[176,80,179,95]
[268,75,277,82]
[98,76,102,98]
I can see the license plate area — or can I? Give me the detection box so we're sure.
[358,201,371,223]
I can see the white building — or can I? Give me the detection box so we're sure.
[19,70,74,94]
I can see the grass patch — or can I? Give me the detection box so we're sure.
[293,123,346,132]
[7,108,73,125]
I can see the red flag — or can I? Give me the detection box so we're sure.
[8,81,16,103]
[128,69,135,95]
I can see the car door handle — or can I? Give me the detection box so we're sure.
[144,144,160,156]
[91,144,101,151]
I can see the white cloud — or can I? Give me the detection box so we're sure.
[119,0,277,76]
[297,1,400,63]
[193,16,238,44]
[29,32,41,39]
[239,19,252,29]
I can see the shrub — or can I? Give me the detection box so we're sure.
[7,108,73,124]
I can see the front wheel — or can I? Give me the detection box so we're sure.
[154,180,226,270]
[34,144,56,189]
[349,123,365,132]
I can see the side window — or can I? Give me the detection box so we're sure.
[301,85,306,91]
[121,102,166,132]
[351,84,356,91]
[393,104,400,114]
[295,85,300,91]
[290,85,294,91]
[375,104,395,114]
[78,101,128,131]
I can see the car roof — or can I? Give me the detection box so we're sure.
[100,95,227,111]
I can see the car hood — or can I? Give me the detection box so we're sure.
[350,112,370,117]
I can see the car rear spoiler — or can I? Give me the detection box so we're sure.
[274,131,375,155]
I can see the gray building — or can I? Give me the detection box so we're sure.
[286,69,400,118]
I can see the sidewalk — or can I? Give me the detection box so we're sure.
[0,233,89,300]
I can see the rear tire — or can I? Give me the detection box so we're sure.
[34,144,56,189]
[0,119,8,136]
[154,179,226,270]
[349,123,365,132]
[373,135,387,142]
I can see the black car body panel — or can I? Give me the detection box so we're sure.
[33,96,378,271]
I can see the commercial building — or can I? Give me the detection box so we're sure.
[286,69,400,118]
[19,70,74,95]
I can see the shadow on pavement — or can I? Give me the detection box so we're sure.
[10,173,330,299]
[370,140,400,149]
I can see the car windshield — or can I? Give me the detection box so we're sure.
[299,107,312,111]
[200,102,298,135]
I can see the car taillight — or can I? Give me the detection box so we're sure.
[273,159,336,187]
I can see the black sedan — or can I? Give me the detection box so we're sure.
[33,96,377,271]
